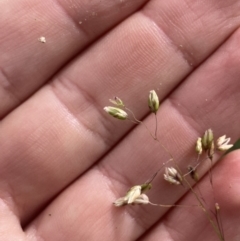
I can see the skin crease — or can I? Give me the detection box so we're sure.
[0,0,240,240]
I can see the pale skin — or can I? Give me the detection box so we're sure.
[1,0,240,240]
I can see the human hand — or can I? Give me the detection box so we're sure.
[1,0,240,240]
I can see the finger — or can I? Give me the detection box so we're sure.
[25,27,240,240]
[0,199,26,240]
[140,151,240,241]
[1,0,239,227]
[0,0,147,118]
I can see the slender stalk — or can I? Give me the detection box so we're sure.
[183,177,225,241]
[121,102,225,240]
[125,107,173,161]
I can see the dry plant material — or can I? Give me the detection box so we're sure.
[114,184,152,207]
[38,36,46,43]
[104,90,234,241]
[163,167,183,185]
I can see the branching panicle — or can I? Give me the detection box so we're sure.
[104,90,234,241]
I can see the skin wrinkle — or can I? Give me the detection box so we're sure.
[50,76,114,148]
[0,65,21,119]
[97,160,133,199]
[142,6,200,68]
[141,12,197,69]
[54,0,91,38]
[146,221,179,241]
[0,198,26,240]
[142,0,240,69]
[0,187,20,223]
[167,97,202,134]
[26,223,47,241]
[160,219,186,241]
[138,222,175,241]
[0,64,12,90]
[166,31,240,127]
[1,109,82,224]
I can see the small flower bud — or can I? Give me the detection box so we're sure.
[164,167,183,185]
[217,135,233,151]
[148,90,160,114]
[202,129,214,151]
[109,97,124,107]
[195,137,203,155]
[104,106,128,120]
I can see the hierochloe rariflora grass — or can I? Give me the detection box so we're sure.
[104,90,235,241]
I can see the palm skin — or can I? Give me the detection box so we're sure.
[0,0,240,240]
